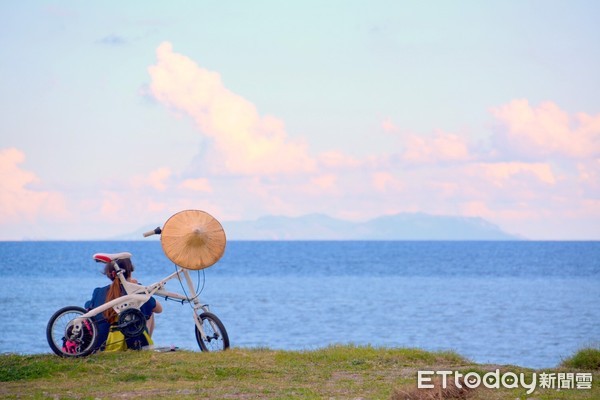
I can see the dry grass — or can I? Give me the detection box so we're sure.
[392,376,475,400]
[392,378,475,400]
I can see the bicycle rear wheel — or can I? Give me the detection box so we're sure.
[47,306,99,357]
[195,312,229,352]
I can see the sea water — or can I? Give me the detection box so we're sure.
[0,241,598,369]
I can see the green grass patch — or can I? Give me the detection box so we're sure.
[0,354,74,382]
[561,346,600,370]
[0,346,598,399]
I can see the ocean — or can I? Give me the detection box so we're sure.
[0,241,598,369]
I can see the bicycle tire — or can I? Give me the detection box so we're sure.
[47,306,99,357]
[118,308,146,338]
[194,312,229,352]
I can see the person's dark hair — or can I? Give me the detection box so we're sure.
[102,258,135,323]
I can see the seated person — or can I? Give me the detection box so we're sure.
[85,258,162,351]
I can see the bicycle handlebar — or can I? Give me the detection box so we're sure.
[143,227,162,237]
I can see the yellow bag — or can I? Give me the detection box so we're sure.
[105,327,153,352]
[104,329,127,352]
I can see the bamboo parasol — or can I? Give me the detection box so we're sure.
[160,210,226,270]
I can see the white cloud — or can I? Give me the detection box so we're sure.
[143,42,599,238]
[148,42,316,176]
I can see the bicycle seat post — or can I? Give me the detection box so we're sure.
[113,261,127,284]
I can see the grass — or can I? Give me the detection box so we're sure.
[561,347,600,371]
[0,345,598,399]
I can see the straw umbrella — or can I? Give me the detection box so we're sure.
[160,210,226,270]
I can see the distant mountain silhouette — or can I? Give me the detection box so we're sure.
[222,213,521,240]
[116,213,521,241]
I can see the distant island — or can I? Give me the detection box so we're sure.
[122,213,522,240]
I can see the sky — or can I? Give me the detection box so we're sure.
[1,1,599,240]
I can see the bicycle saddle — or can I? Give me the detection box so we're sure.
[93,252,132,263]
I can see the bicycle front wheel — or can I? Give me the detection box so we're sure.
[47,306,99,357]
[195,312,229,352]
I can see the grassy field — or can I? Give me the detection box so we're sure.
[0,345,598,399]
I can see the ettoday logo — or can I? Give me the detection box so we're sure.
[418,370,593,395]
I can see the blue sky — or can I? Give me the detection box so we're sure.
[1,1,599,239]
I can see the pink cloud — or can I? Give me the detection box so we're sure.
[491,99,600,159]
[131,167,172,191]
[401,131,471,164]
[318,150,362,170]
[381,118,399,133]
[99,191,124,220]
[136,44,599,239]
[311,174,337,191]
[372,171,403,192]
[472,162,557,187]
[577,159,600,187]
[0,148,68,224]
[148,42,316,176]
[179,177,213,192]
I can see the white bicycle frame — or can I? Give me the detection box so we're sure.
[70,260,214,344]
